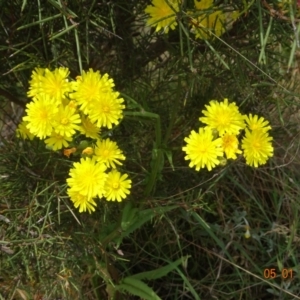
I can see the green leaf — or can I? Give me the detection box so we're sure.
[163,149,174,171]
[129,255,191,281]
[116,277,162,300]
[115,205,178,247]
[121,202,138,231]
[121,205,178,239]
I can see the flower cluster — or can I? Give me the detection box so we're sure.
[182,98,274,171]
[144,0,239,39]
[17,67,131,213]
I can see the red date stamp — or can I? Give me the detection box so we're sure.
[263,268,293,279]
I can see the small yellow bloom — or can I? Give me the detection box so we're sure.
[145,0,181,33]
[67,157,107,200]
[182,127,223,171]
[244,114,271,133]
[53,105,81,137]
[200,99,245,136]
[94,138,125,168]
[40,67,73,103]
[23,94,58,139]
[16,121,35,140]
[67,189,97,213]
[45,131,72,150]
[79,115,100,139]
[191,0,239,40]
[221,133,242,160]
[104,170,132,202]
[241,129,273,167]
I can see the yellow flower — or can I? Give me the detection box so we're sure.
[27,67,46,98]
[71,69,115,115]
[145,0,180,33]
[182,127,223,171]
[244,114,271,133]
[23,94,58,139]
[67,189,97,213]
[221,133,242,160]
[53,105,81,137]
[79,115,100,139]
[94,139,125,168]
[200,99,245,136]
[67,157,107,200]
[241,129,273,167]
[87,92,125,129]
[16,120,35,140]
[45,131,72,150]
[40,67,73,103]
[191,0,239,40]
[104,170,132,202]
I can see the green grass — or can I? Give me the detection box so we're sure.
[1,0,300,299]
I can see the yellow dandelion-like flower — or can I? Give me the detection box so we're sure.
[104,170,132,202]
[71,69,115,115]
[79,115,100,139]
[66,100,78,111]
[200,98,245,136]
[221,133,242,160]
[52,105,81,137]
[244,114,272,133]
[94,138,125,168]
[45,131,72,150]
[67,157,107,200]
[27,67,46,98]
[145,0,180,33]
[241,129,274,167]
[40,67,73,103]
[23,94,58,139]
[182,127,223,171]
[67,189,97,213]
[16,120,35,140]
[191,0,239,40]
[88,92,125,129]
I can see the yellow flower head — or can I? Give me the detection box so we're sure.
[41,67,73,103]
[145,0,181,33]
[16,120,35,140]
[221,133,242,160]
[94,138,125,168]
[45,131,72,150]
[241,129,274,167]
[104,170,132,202]
[191,0,239,40]
[79,115,100,139]
[27,67,46,98]
[182,127,223,171]
[88,92,125,129]
[200,99,245,136]
[244,114,271,133]
[23,94,58,139]
[53,105,81,137]
[67,189,97,213]
[71,69,115,115]
[67,157,107,200]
